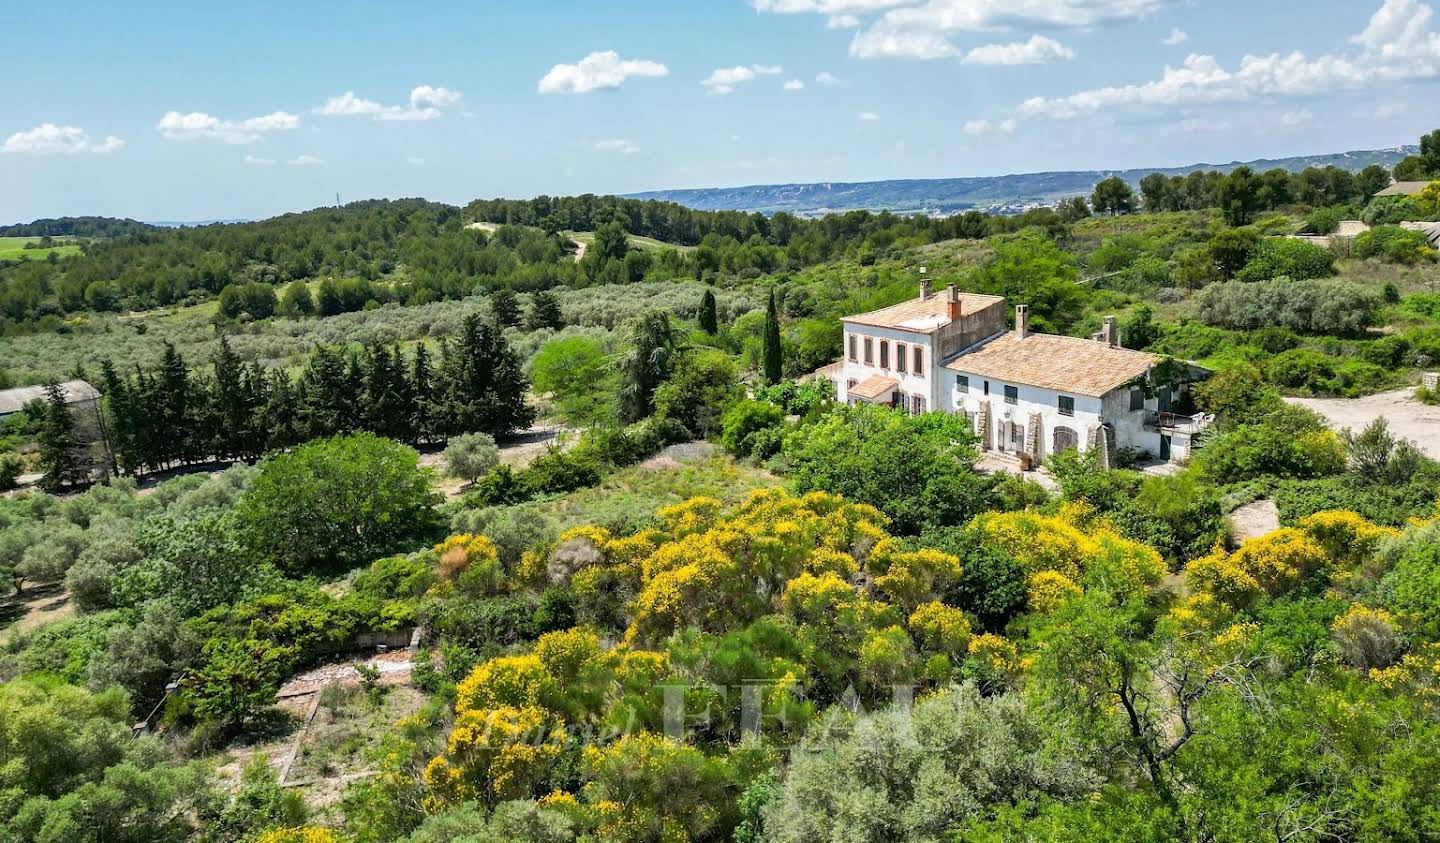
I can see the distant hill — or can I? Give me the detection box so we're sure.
[0,216,156,238]
[627,146,1419,216]
[146,219,253,228]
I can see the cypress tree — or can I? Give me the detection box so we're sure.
[212,335,247,460]
[410,343,438,444]
[698,288,718,334]
[762,288,783,385]
[157,342,192,466]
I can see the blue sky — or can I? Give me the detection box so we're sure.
[4,0,1439,222]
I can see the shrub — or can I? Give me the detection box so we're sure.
[1304,206,1346,235]
[443,433,500,486]
[1194,278,1381,335]
[1234,237,1335,282]
[0,453,21,491]
[1266,349,1337,392]
[720,400,785,459]
[781,405,987,535]
[1351,225,1436,265]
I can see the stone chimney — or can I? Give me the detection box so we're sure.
[919,267,931,301]
[1103,315,1120,348]
[1014,304,1029,339]
[946,285,963,322]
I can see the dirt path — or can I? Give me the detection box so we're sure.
[1287,389,1440,458]
[1227,499,1279,546]
[419,424,574,499]
[0,584,74,644]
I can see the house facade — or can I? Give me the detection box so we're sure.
[822,284,1203,466]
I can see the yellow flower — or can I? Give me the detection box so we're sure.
[907,601,972,655]
[1027,570,1082,613]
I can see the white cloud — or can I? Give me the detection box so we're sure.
[962,35,1075,65]
[288,155,325,166]
[1016,0,1440,120]
[784,78,807,90]
[2,123,123,155]
[157,110,299,143]
[962,117,1017,135]
[701,64,784,94]
[828,13,862,27]
[1162,27,1188,45]
[850,0,1169,59]
[243,154,276,165]
[858,111,881,120]
[595,138,641,154]
[538,50,669,94]
[751,0,914,14]
[316,85,461,121]
[816,71,844,85]
[407,156,426,166]
[1281,109,1314,126]
[852,0,1169,59]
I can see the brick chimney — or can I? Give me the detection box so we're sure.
[1103,315,1120,348]
[946,285,963,322]
[1015,304,1029,339]
[919,266,931,301]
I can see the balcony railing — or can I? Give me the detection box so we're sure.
[1145,411,1211,435]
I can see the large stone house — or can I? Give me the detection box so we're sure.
[818,282,1204,466]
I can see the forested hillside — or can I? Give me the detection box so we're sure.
[0,128,1439,843]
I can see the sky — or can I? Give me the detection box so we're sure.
[3,0,1440,223]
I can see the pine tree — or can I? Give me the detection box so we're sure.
[525,291,564,331]
[442,314,536,437]
[698,288,718,334]
[762,288,783,385]
[37,383,82,491]
[490,288,521,327]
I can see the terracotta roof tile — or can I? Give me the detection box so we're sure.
[843,293,1005,334]
[849,374,899,400]
[944,332,1154,397]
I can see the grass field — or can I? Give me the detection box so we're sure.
[0,236,83,262]
[566,230,697,254]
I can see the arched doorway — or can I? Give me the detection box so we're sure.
[1053,426,1079,453]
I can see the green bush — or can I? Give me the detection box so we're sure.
[1198,405,1346,483]
[780,405,987,535]
[720,400,786,459]
[0,453,21,491]
[1234,237,1335,282]
[1195,278,1381,335]
[1266,349,1337,392]
[1304,206,1346,235]
[1351,225,1436,265]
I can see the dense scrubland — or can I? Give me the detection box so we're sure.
[0,132,1438,842]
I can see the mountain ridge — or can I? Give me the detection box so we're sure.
[625,145,1420,216]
